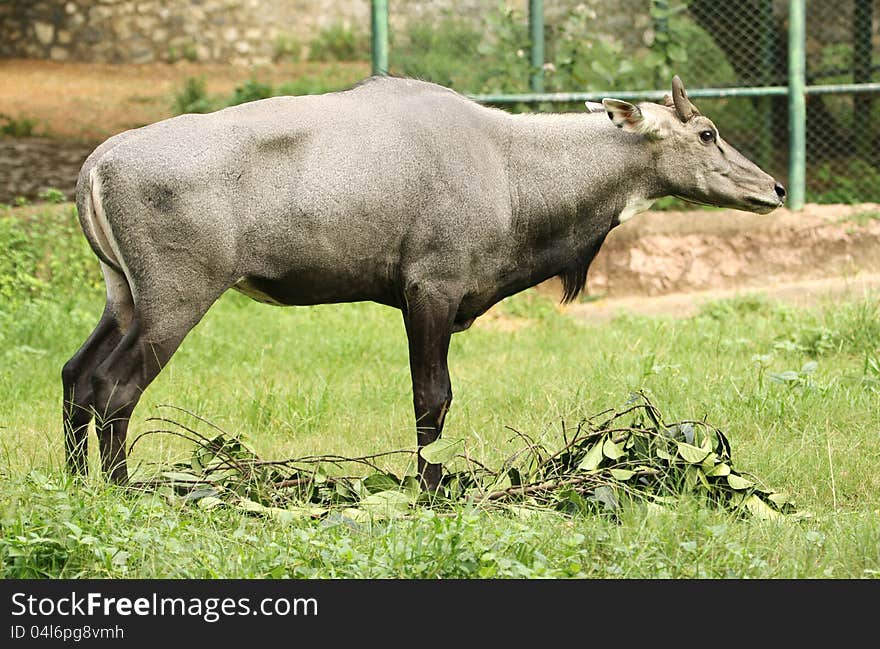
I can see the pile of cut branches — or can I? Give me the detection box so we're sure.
[129,393,799,521]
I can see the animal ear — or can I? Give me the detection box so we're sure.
[602,98,664,138]
[584,100,606,113]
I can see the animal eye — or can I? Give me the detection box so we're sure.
[699,130,715,143]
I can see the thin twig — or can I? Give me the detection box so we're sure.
[155,403,231,436]
[478,475,602,502]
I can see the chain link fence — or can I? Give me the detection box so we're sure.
[805,0,878,202]
[381,0,879,205]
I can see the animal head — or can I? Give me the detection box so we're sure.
[596,76,785,214]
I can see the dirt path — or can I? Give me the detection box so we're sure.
[0,59,368,141]
[545,203,880,320]
[564,272,880,320]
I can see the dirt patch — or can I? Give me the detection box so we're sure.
[544,203,880,319]
[587,203,880,296]
[0,59,368,141]
[566,273,880,321]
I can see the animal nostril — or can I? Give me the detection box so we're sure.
[775,182,786,199]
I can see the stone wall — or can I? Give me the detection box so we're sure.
[0,0,633,66]
[0,1,865,67]
[0,0,351,65]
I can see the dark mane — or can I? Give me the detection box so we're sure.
[557,233,608,303]
[557,259,591,303]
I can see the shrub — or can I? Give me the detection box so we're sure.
[227,79,274,106]
[0,204,101,306]
[273,33,302,62]
[38,188,67,204]
[0,113,38,137]
[807,159,880,204]
[392,15,490,90]
[308,23,369,62]
[276,77,336,96]
[168,41,198,63]
[172,77,214,115]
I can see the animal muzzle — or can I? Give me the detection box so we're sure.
[744,180,786,212]
[774,182,786,201]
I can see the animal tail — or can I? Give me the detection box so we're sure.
[77,166,125,276]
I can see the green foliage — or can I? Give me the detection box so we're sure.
[308,23,369,62]
[227,78,274,106]
[547,2,695,91]
[392,15,486,90]
[699,294,773,321]
[273,32,302,62]
[388,3,529,95]
[2,466,878,578]
[0,204,100,308]
[172,76,214,115]
[37,187,67,204]
[807,159,880,204]
[771,299,880,358]
[276,76,337,96]
[767,361,819,390]
[170,69,361,116]
[167,40,198,63]
[0,113,38,136]
[136,393,798,523]
[814,43,855,82]
[474,3,531,94]
[496,288,558,321]
[387,0,728,102]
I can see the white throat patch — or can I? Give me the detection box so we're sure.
[617,197,655,223]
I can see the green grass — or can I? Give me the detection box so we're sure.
[0,112,39,137]
[1,202,879,578]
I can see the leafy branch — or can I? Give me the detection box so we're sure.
[128,393,803,523]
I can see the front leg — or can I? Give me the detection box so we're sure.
[403,283,458,491]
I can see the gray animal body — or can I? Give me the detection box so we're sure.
[62,75,785,488]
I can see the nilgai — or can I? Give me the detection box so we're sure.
[63,75,785,489]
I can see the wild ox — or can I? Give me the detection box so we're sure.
[62,75,785,490]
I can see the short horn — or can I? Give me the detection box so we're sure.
[671,75,693,122]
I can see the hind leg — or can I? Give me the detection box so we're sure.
[62,264,133,476]
[91,293,220,484]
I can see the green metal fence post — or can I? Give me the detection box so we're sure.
[788,0,806,210]
[371,0,389,76]
[529,0,544,93]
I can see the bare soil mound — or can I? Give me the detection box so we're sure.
[554,204,880,320]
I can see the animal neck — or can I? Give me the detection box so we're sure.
[506,112,662,230]
[503,112,664,298]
